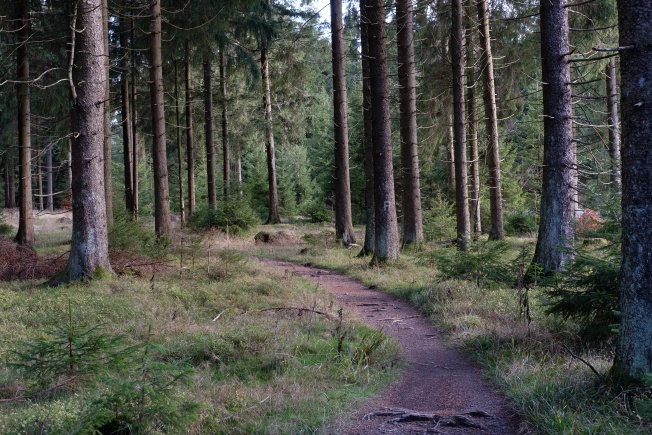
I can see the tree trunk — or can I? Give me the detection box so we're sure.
[204,58,217,211]
[531,0,575,273]
[606,56,621,189]
[477,0,504,240]
[131,15,139,221]
[68,0,112,280]
[14,0,34,248]
[8,156,16,209]
[37,145,43,211]
[614,0,652,382]
[331,0,356,246]
[465,0,481,236]
[451,0,471,251]
[174,60,185,226]
[360,0,374,256]
[368,0,399,262]
[102,0,113,225]
[120,13,133,214]
[397,0,423,247]
[261,4,280,225]
[46,142,53,211]
[219,49,231,199]
[148,0,171,238]
[447,113,455,192]
[3,157,10,209]
[185,40,196,215]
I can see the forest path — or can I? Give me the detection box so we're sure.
[260,258,523,435]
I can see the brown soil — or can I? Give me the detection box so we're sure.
[260,259,525,435]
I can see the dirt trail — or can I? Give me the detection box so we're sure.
[261,259,523,435]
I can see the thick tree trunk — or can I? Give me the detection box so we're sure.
[331,0,356,246]
[68,0,112,280]
[397,0,423,247]
[219,49,231,199]
[185,40,196,215]
[174,60,185,226]
[14,0,34,248]
[614,0,652,382]
[606,56,621,189]
[102,0,113,224]
[531,0,575,273]
[360,0,374,256]
[261,14,280,225]
[368,0,399,261]
[204,59,217,211]
[130,15,139,221]
[148,0,171,238]
[477,0,504,240]
[451,0,471,251]
[120,14,133,213]
[46,142,53,212]
[465,0,481,236]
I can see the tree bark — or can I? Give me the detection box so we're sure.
[130,15,139,221]
[451,0,471,251]
[46,142,53,212]
[185,40,196,215]
[447,113,455,192]
[68,0,112,280]
[204,58,217,211]
[261,1,280,225]
[331,0,356,246]
[531,0,575,273]
[614,0,652,381]
[606,56,621,189]
[120,12,133,214]
[174,60,185,226]
[465,0,481,236]
[148,0,171,238]
[219,49,231,199]
[360,0,375,256]
[477,0,504,240]
[397,0,423,247]
[368,0,399,261]
[14,0,34,248]
[102,0,113,225]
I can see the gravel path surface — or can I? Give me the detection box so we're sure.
[261,259,524,435]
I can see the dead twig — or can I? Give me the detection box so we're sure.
[562,344,605,381]
[240,307,338,322]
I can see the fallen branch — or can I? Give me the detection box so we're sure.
[562,344,604,381]
[378,315,419,322]
[0,377,78,405]
[240,307,338,321]
[212,309,228,322]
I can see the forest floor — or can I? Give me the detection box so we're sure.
[260,258,524,434]
[1,211,526,433]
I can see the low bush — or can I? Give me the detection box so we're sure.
[504,210,537,236]
[189,200,259,235]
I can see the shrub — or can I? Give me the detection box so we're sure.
[304,200,332,223]
[422,195,456,242]
[108,211,161,257]
[189,200,259,235]
[504,210,537,236]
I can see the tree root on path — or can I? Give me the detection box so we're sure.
[363,408,493,428]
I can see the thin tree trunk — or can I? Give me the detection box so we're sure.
[68,0,112,280]
[131,14,139,221]
[219,49,231,199]
[606,56,621,189]
[46,142,53,211]
[185,40,196,215]
[531,0,575,273]
[368,0,399,262]
[174,60,185,226]
[447,113,455,191]
[360,0,374,256]
[148,0,171,238]
[614,0,652,381]
[8,156,16,209]
[37,145,43,211]
[3,157,10,209]
[466,0,481,236]
[451,0,471,251]
[397,0,423,247]
[14,0,34,248]
[204,58,217,211]
[331,0,356,246]
[261,3,280,225]
[477,0,504,240]
[120,12,133,213]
